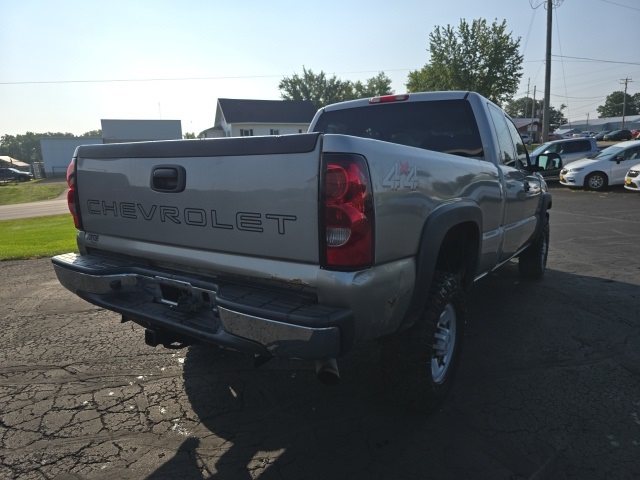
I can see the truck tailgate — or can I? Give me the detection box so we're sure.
[75,134,322,263]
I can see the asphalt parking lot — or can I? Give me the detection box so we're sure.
[0,184,639,480]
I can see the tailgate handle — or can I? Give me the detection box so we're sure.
[151,165,186,193]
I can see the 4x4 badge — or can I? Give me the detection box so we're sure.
[382,162,418,190]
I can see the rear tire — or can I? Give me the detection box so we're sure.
[381,271,466,414]
[519,214,549,280]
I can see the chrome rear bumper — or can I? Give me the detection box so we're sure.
[52,253,351,359]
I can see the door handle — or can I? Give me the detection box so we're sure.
[151,165,186,193]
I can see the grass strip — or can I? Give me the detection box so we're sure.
[0,181,67,206]
[0,214,78,260]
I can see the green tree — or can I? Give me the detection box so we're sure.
[183,132,196,139]
[0,132,74,163]
[353,72,394,98]
[81,130,102,137]
[505,97,538,118]
[597,91,639,118]
[406,19,523,105]
[550,105,567,131]
[279,67,393,109]
[505,97,566,131]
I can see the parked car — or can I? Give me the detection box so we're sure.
[624,163,640,191]
[520,133,533,144]
[593,131,612,141]
[573,131,595,138]
[603,129,633,141]
[0,167,33,182]
[631,130,640,140]
[547,133,563,141]
[529,137,600,179]
[559,141,640,190]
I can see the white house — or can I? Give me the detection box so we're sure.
[198,99,317,138]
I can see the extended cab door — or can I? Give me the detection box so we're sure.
[487,104,540,261]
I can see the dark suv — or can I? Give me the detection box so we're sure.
[603,130,632,141]
[0,167,34,182]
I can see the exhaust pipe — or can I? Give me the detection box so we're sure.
[144,329,190,350]
[315,358,340,385]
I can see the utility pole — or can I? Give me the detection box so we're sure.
[542,0,553,142]
[525,77,531,121]
[531,85,537,141]
[620,77,632,129]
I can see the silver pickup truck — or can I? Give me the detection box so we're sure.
[52,91,552,412]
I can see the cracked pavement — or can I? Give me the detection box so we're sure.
[0,185,639,479]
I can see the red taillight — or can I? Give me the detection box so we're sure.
[66,159,81,229]
[369,94,409,104]
[321,155,374,269]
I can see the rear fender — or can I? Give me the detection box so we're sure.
[401,202,482,330]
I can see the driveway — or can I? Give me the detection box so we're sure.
[0,187,68,220]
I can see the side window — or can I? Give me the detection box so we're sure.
[487,104,517,165]
[505,118,529,166]
[565,140,586,154]
[623,146,640,161]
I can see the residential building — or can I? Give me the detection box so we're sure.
[199,99,317,139]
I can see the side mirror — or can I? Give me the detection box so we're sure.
[526,153,562,172]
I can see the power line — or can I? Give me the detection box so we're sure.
[597,0,640,12]
[551,54,640,66]
[0,74,283,86]
[0,68,413,86]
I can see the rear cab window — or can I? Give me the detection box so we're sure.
[311,100,484,159]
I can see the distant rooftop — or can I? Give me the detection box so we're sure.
[216,99,317,125]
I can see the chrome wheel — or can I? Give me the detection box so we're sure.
[380,271,466,414]
[431,303,457,384]
[586,172,607,190]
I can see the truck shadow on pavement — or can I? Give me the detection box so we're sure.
[146,263,640,480]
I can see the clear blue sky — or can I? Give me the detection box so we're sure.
[1,0,639,137]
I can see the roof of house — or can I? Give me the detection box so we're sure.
[216,99,317,125]
[512,118,541,129]
[0,155,29,168]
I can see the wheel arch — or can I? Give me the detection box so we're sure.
[401,202,482,331]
